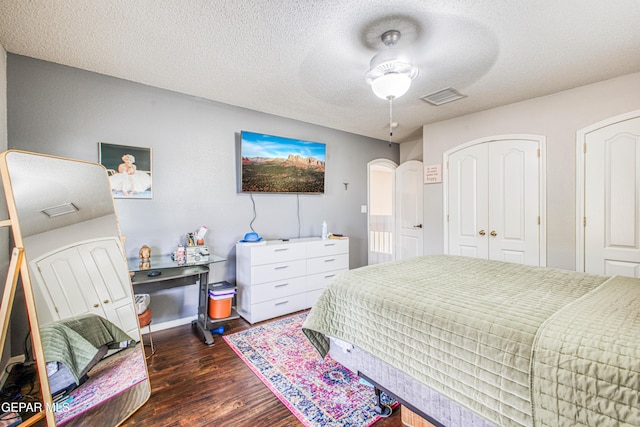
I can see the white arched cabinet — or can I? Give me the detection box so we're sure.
[443,135,546,266]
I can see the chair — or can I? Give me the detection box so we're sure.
[137,308,156,358]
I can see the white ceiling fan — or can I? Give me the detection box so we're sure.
[356,13,498,144]
[364,29,420,101]
[364,29,419,145]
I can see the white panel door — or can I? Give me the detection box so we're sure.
[33,246,104,321]
[584,115,640,277]
[446,137,543,265]
[488,140,540,265]
[395,160,424,260]
[447,144,489,259]
[79,239,140,339]
[32,238,139,339]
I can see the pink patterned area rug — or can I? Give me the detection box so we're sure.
[224,312,396,427]
[55,345,147,425]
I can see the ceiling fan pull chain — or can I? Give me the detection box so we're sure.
[388,97,394,146]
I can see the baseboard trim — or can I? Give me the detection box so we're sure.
[140,315,197,334]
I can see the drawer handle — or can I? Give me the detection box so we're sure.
[275,300,289,306]
[324,243,335,247]
[274,283,289,288]
[324,274,336,279]
[274,265,289,270]
[274,248,289,252]
[324,258,336,262]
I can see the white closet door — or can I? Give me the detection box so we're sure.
[488,140,540,265]
[446,137,543,265]
[79,239,140,339]
[34,246,104,320]
[32,238,139,339]
[584,116,640,277]
[447,143,489,259]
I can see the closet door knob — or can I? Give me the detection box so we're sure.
[478,230,486,236]
[93,303,100,308]
[103,299,110,304]
[490,231,497,237]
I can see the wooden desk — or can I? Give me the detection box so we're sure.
[128,255,237,346]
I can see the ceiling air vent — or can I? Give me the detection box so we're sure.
[40,202,78,218]
[420,87,467,106]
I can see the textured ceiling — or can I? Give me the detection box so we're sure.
[1,1,639,143]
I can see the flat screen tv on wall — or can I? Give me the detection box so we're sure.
[240,131,326,194]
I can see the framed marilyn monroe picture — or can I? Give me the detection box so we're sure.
[99,142,152,199]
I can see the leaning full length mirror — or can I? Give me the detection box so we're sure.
[0,150,150,426]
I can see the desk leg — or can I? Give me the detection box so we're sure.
[195,269,215,346]
[192,320,215,346]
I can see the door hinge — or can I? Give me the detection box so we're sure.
[583,217,587,227]
[583,143,587,154]
[537,148,540,158]
[538,216,540,225]
[447,214,449,222]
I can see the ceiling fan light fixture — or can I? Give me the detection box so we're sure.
[365,52,419,100]
[370,72,412,100]
[363,30,419,145]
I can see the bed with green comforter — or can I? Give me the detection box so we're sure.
[302,255,640,427]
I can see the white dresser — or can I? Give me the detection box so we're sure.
[236,237,349,324]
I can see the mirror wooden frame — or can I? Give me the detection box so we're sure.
[0,150,151,426]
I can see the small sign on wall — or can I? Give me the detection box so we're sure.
[424,164,442,184]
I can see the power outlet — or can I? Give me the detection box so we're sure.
[360,205,367,214]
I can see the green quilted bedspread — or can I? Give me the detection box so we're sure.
[40,313,135,384]
[302,255,640,426]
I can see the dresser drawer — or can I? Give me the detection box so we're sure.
[249,243,305,265]
[251,277,306,304]
[306,239,348,258]
[307,270,343,291]
[250,259,305,285]
[250,293,308,324]
[236,238,349,324]
[307,253,349,275]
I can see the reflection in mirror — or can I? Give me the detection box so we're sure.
[0,151,150,426]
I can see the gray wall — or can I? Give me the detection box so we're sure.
[1,43,12,363]
[7,54,398,326]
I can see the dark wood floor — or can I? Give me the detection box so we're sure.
[123,313,405,427]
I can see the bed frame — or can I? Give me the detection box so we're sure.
[329,337,494,427]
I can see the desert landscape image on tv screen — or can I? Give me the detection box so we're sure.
[241,131,326,193]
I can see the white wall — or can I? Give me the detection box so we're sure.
[422,72,640,270]
[400,138,423,163]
